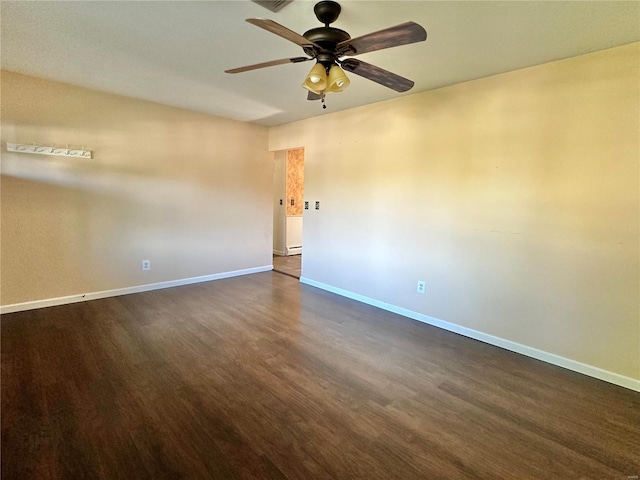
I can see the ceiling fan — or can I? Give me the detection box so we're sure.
[225,1,427,106]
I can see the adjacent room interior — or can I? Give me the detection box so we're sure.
[272,147,304,279]
[1,1,639,478]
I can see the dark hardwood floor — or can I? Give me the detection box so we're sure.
[2,272,639,479]
[273,254,301,279]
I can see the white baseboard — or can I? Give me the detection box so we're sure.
[300,277,640,393]
[1,266,273,315]
[286,246,302,256]
[273,249,286,256]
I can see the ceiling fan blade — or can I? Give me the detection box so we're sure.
[337,22,427,56]
[246,18,321,49]
[225,56,312,74]
[307,91,322,101]
[340,58,414,92]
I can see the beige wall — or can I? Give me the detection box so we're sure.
[270,43,640,380]
[1,71,272,305]
[272,150,286,254]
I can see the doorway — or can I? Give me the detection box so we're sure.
[272,148,304,279]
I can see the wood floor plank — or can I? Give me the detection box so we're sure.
[272,254,301,279]
[2,272,639,479]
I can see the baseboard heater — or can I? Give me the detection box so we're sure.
[286,245,302,255]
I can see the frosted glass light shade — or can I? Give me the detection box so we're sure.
[327,65,350,93]
[302,63,327,93]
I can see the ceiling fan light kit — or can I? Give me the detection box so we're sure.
[225,0,427,108]
[302,62,328,93]
[327,64,349,93]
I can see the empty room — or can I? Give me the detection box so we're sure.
[1,1,639,479]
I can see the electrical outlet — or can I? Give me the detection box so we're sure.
[417,280,426,294]
[142,260,151,271]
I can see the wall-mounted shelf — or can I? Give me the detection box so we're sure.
[7,143,92,159]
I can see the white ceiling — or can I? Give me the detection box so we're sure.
[2,1,638,127]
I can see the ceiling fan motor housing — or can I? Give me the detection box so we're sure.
[303,27,350,67]
[302,1,351,68]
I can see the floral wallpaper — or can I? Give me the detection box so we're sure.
[286,148,304,216]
